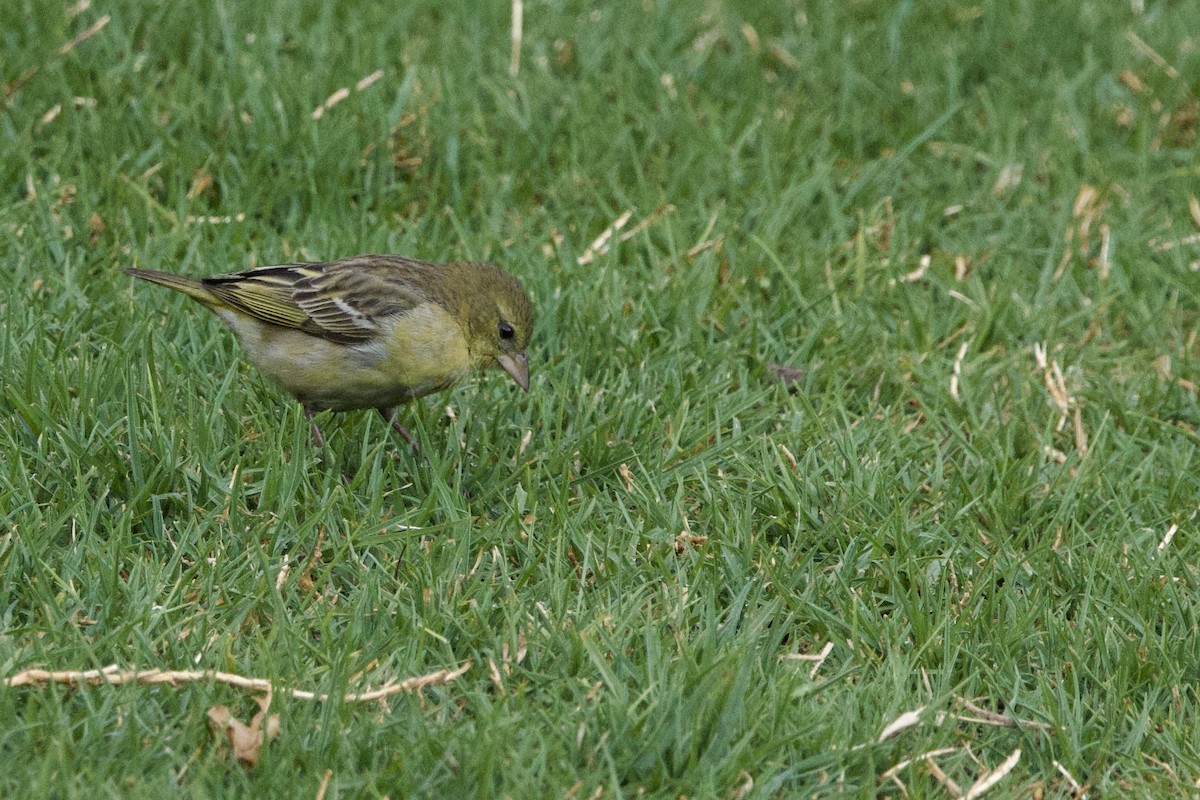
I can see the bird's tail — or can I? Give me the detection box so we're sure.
[124,268,216,305]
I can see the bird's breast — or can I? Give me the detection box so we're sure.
[215,302,472,411]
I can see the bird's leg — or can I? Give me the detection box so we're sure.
[378,407,417,452]
[304,406,326,448]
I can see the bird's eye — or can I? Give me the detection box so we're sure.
[499,321,515,340]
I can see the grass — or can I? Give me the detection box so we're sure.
[2,0,1200,796]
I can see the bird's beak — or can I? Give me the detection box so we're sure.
[496,352,530,392]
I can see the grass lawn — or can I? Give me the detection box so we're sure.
[3,0,1200,796]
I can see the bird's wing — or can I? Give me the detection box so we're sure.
[202,257,430,344]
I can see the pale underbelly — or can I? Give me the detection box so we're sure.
[216,308,472,411]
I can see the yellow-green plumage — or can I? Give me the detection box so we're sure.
[126,254,532,444]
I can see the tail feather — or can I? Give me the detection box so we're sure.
[124,268,217,305]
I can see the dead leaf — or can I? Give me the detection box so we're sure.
[207,695,280,768]
[88,212,105,243]
[768,363,805,389]
[618,463,634,492]
[187,170,213,199]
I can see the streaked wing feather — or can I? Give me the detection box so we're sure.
[202,258,429,344]
[293,267,423,341]
[203,266,313,329]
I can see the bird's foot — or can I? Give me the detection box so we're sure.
[379,408,419,453]
[304,407,326,448]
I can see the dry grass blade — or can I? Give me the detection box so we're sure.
[879,708,925,741]
[4,663,471,702]
[964,749,1021,799]
[950,339,971,402]
[925,754,963,797]
[509,0,523,77]
[777,443,799,474]
[896,254,930,284]
[616,204,675,245]
[1125,31,1180,78]
[686,207,723,258]
[778,642,833,678]
[488,658,506,695]
[1157,523,1179,555]
[185,213,246,225]
[355,70,384,91]
[1054,184,1106,279]
[1052,760,1084,795]
[1097,223,1112,281]
[1151,232,1200,251]
[577,206,675,265]
[312,88,350,119]
[577,210,632,265]
[314,769,334,800]
[958,698,1053,731]
[56,14,111,56]
[5,14,112,102]
[313,71,385,119]
[881,747,961,782]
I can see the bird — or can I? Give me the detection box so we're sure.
[125,253,533,447]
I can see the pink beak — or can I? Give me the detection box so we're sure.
[496,352,529,391]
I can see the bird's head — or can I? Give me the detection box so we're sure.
[455,263,533,391]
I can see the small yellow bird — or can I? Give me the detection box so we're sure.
[126,254,533,446]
